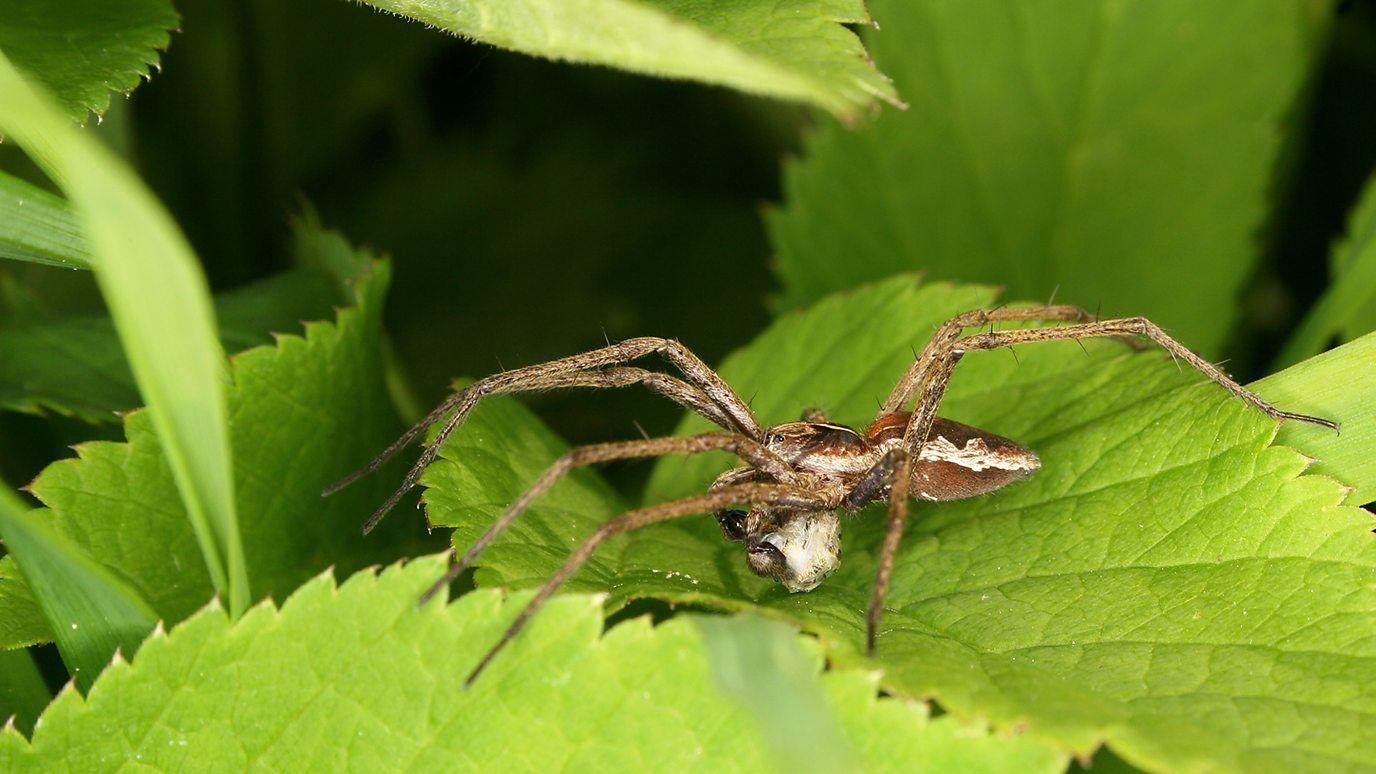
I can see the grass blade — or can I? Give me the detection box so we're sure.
[0,52,248,616]
[0,488,157,692]
[0,170,90,270]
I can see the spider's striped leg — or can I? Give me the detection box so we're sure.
[866,449,910,654]
[864,313,1339,656]
[418,433,796,604]
[329,345,759,534]
[881,305,1094,417]
[955,318,1338,429]
[463,482,839,687]
[343,367,732,534]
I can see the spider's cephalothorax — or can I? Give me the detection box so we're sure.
[326,304,1337,685]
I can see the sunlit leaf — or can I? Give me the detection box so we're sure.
[0,557,1066,772]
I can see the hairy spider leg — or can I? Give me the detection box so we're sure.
[881,305,1094,417]
[417,432,799,603]
[461,482,841,687]
[863,312,1340,654]
[325,338,764,533]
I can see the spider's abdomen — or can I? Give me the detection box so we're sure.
[868,413,1041,502]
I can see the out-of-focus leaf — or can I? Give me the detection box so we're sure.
[0,0,176,120]
[0,649,48,734]
[0,53,247,615]
[0,488,156,692]
[1276,172,1376,367]
[425,275,1374,770]
[0,172,89,270]
[356,0,898,121]
[0,558,1066,772]
[0,223,438,649]
[769,0,1327,355]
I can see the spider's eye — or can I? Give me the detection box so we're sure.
[767,432,785,446]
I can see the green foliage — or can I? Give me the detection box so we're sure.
[356,0,898,121]
[0,488,156,692]
[0,557,1066,771]
[0,172,90,270]
[0,648,47,734]
[1276,172,1376,367]
[0,0,176,121]
[768,0,1326,355]
[1264,331,1376,506]
[1,1,1373,769]
[424,276,1375,771]
[0,224,436,648]
[0,54,247,615]
[0,262,362,423]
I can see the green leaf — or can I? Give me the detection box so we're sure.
[0,263,358,424]
[0,649,48,734]
[0,171,90,270]
[0,223,436,649]
[425,275,1375,770]
[0,488,156,692]
[1275,172,1376,368]
[0,0,176,121]
[355,0,899,121]
[0,54,247,615]
[768,0,1326,355]
[0,557,1066,771]
[1261,331,1376,506]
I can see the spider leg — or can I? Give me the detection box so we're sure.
[418,433,797,603]
[348,368,726,534]
[863,313,1337,656]
[461,482,839,687]
[328,338,762,532]
[955,318,1339,429]
[882,305,1093,416]
[867,449,910,654]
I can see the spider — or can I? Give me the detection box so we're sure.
[325,305,1336,685]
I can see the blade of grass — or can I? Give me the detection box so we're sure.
[695,615,855,772]
[0,488,157,692]
[0,52,248,616]
[0,170,90,270]
[1257,331,1376,506]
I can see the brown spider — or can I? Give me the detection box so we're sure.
[325,305,1337,685]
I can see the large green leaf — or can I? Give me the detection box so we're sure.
[0,488,157,692]
[768,0,1326,355]
[0,0,176,120]
[1276,171,1376,368]
[0,263,356,424]
[0,557,1066,771]
[0,224,437,649]
[423,276,1374,771]
[0,53,247,615]
[356,0,899,121]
